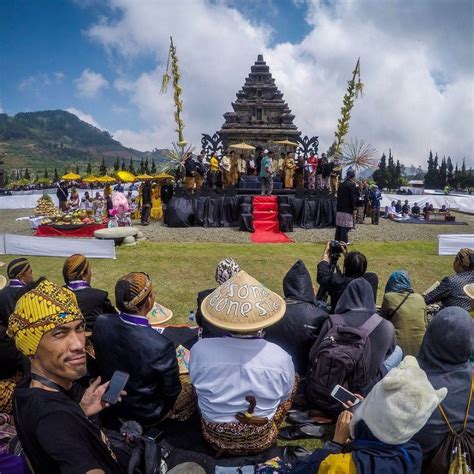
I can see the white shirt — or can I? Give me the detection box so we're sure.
[189,337,295,423]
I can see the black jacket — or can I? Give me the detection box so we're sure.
[0,284,31,326]
[317,261,378,312]
[68,286,117,331]
[196,289,227,339]
[264,260,328,375]
[336,179,358,214]
[310,279,395,394]
[160,184,174,204]
[92,314,181,427]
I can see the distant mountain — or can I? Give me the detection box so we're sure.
[0,110,168,176]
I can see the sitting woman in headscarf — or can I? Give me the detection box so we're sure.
[195,258,242,339]
[424,248,474,312]
[413,307,473,469]
[381,270,427,356]
[309,279,398,397]
[63,254,117,332]
[68,187,80,210]
[291,356,447,474]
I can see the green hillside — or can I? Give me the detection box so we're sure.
[0,110,167,177]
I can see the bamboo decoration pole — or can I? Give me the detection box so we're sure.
[161,36,187,147]
[333,58,364,157]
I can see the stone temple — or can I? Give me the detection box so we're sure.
[219,55,301,149]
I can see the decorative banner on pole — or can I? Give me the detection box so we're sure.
[333,58,364,157]
[161,36,187,147]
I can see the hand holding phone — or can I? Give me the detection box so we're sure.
[331,385,360,407]
[101,371,129,405]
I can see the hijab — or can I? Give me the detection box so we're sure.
[385,270,413,294]
[416,307,473,440]
[352,421,423,474]
[334,278,377,315]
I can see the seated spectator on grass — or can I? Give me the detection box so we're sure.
[316,241,378,312]
[381,270,427,356]
[386,200,401,219]
[0,258,35,325]
[413,307,473,469]
[309,279,398,397]
[190,270,296,456]
[265,260,328,375]
[411,202,421,217]
[93,272,181,428]
[395,199,402,213]
[63,254,117,332]
[195,258,241,339]
[424,248,474,312]
[293,356,447,474]
[8,280,124,473]
[401,199,410,215]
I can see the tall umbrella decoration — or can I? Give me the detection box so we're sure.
[161,36,191,178]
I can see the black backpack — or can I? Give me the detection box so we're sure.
[306,313,382,413]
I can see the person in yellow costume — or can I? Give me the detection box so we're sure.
[283,153,296,189]
[150,183,163,220]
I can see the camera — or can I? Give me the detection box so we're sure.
[329,240,343,261]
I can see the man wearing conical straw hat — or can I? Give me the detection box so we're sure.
[189,271,296,455]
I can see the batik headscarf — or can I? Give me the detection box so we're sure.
[384,270,413,294]
[454,248,473,272]
[62,254,90,284]
[7,258,31,279]
[115,272,153,314]
[215,258,241,285]
[7,280,83,357]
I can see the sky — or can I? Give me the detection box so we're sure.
[0,0,473,168]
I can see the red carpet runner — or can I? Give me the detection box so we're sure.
[251,195,293,243]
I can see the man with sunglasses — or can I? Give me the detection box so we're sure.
[93,272,181,428]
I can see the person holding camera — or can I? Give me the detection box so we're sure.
[316,241,379,312]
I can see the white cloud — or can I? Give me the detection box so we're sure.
[74,69,109,98]
[54,71,65,82]
[87,0,473,166]
[66,107,102,129]
[17,72,66,91]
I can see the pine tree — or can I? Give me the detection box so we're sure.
[129,157,135,173]
[114,156,120,172]
[372,153,389,189]
[144,158,149,174]
[75,164,80,175]
[447,157,454,185]
[387,149,397,189]
[54,167,59,182]
[121,159,126,171]
[140,158,145,174]
[395,160,402,188]
[438,156,447,187]
[424,150,437,188]
[43,167,49,179]
[24,168,31,180]
[151,158,157,174]
[99,157,107,176]
[86,159,92,176]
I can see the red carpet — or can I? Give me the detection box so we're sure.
[251,195,293,243]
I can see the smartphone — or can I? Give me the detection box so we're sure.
[330,384,360,406]
[101,371,129,405]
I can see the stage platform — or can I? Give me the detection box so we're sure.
[164,189,337,230]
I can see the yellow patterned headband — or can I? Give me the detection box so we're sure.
[7,280,84,357]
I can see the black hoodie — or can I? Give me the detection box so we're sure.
[265,260,328,375]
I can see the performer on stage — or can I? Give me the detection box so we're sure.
[209,153,219,189]
[237,153,246,184]
[283,153,296,189]
[330,158,342,194]
[220,151,232,189]
[306,152,318,190]
[195,154,206,190]
[184,153,196,191]
[294,154,305,189]
[260,150,274,196]
[247,155,257,175]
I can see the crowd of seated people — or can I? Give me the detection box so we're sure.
[0,247,472,473]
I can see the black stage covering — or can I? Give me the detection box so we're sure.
[164,188,337,230]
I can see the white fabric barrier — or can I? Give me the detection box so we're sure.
[0,235,4,254]
[438,234,474,255]
[1,234,116,259]
[381,193,474,215]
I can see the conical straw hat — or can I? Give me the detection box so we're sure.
[464,283,474,299]
[147,302,173,326]
[201,270,286,332]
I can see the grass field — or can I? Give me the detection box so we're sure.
[2,239,452,324]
